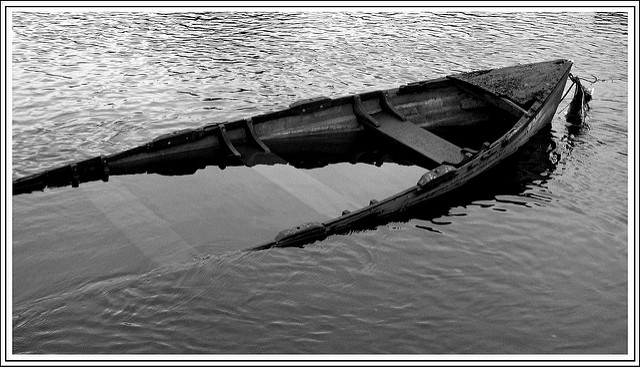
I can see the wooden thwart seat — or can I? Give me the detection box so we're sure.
[353,94,466,166]
[371,112,466,165]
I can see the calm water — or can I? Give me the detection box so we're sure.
[10,11,629,356]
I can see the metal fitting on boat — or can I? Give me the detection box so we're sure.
[417,165,456,188]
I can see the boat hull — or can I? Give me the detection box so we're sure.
[12,60,573,249]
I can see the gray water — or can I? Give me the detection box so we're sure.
[10,11,629,356]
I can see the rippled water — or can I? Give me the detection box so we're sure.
[10,11,629,356]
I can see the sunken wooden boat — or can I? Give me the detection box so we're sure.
[13,59,573,249]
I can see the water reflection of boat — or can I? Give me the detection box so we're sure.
[13,59,573,249]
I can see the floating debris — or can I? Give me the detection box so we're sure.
[565,74,593,125]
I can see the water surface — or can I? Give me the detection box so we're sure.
[11,11,629,356]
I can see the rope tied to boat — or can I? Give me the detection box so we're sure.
[559,73,593,124]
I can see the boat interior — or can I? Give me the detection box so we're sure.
[12,76,530,195]
[199,77,521,174]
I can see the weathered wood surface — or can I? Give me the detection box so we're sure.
[369,112,466,165]
[449,59,572,107]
